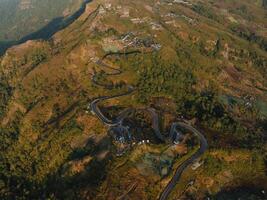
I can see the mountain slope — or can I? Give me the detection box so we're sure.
[0,0,86,54]
[0,0,266,199]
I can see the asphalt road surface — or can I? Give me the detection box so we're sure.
[158,122,208,200]
[89,51,208,200]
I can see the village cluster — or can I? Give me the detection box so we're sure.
[94,0,199,58]
[98,0,197,33]
[108,122,188,158]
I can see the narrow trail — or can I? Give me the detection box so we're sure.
[89,51,208,200]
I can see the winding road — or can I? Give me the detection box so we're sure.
[90,86,134,126]
[158,122,208,200]
[89,51,208,200]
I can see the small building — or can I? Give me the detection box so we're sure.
[150,22,163,30]
[120,8,130,18]
[110,125,131,144]
[173,130,184,144]
[90,110,95,115]
[105,3,112,10]
[151,43,162,51]
[174,0,193,6]
[99,6,106,14]
[191,160,204,170]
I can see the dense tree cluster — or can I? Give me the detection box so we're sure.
[192,3,222,23]
[230,25,267,51]
[0,117,83,199]
[183,91,248,139]
[249,51,267,78]
[134,54,195,104]
[129,52,264,148]
[0,80,12,118]
[31,49,47,67]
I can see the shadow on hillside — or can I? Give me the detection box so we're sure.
[0,0,91,56]
[50,136,113,199]
[211,186,266,200]
[0,136,112,199]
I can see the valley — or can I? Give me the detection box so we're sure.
[0,0,87,54]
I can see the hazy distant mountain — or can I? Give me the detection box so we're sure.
[0,0,85,52]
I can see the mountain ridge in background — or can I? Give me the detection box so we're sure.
[0,0,89,55]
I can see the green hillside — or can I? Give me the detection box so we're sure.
[0,0,266,199]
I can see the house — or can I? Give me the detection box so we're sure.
[120,8,130,18]
[105,3,112,10]
[151,43,162,51]
[191,160,204,170]
[173,130,184,144]
[150,22,163,30]
[173,0,192,6]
